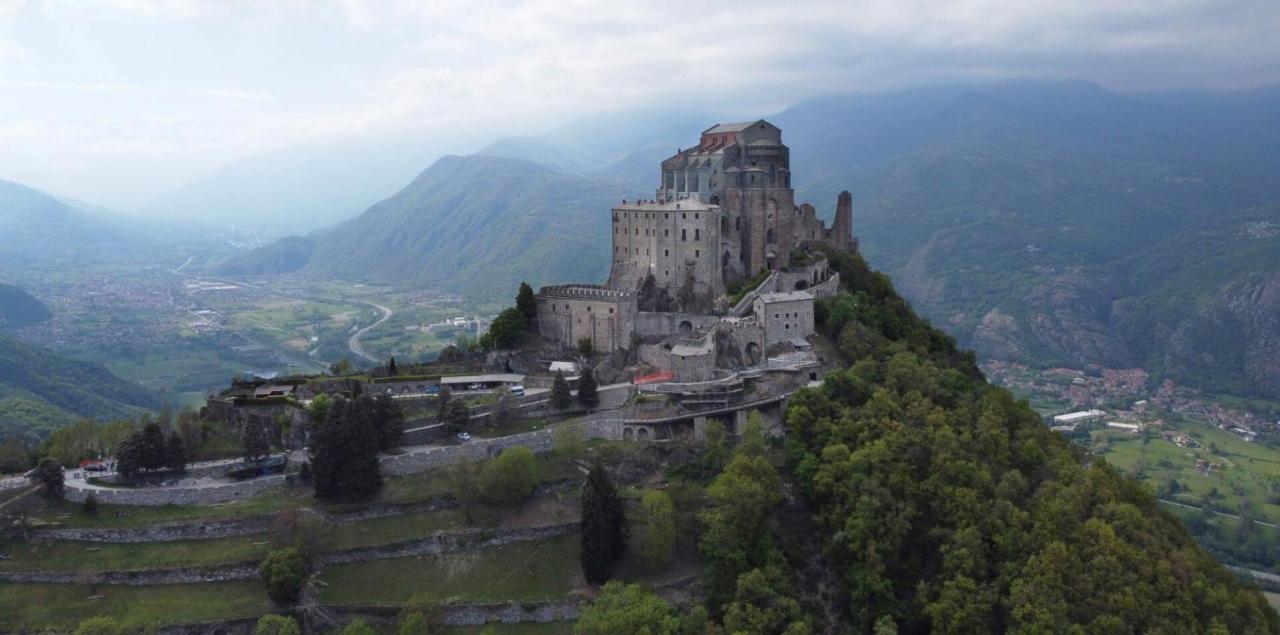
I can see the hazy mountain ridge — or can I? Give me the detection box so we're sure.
[0,179,144,271]
[217,155,647,298]
[0,333,162,443]
[213,80,1280,397]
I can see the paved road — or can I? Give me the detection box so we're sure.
[348,302,393,364]
[1158,498,1280,529]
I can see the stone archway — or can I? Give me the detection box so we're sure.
[794,280,809,290]
[678,320,693,336]
[623,427,634,441]
[637,427,650,441]
[745,342,761,365]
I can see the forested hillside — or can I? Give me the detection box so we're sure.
[0,284,51,329]
[777,247,1277,632]
[0,334,162,444]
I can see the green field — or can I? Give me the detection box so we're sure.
[0,580,269,631]
[1092,417,1280,521]
[319,533,581,606]
[0,508,471,573]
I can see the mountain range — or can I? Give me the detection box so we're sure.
[117,81,1280,398]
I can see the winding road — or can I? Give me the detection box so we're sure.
[348,302,393,364]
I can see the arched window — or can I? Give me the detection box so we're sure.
[766,228,775,244]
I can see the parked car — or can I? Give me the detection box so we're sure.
[466,383,483,391]
[510,385,525,397]
[456,432,472,441]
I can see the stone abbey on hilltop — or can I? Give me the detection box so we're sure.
[536,121,854,378]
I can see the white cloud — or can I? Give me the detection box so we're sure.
[0,0,1276,207]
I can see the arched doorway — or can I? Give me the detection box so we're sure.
[678,320,693,336]
[637,427,650,441]
[623,427,634,441]
[745,342,761,365]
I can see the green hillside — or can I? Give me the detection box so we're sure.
[221,155,646,299]
[0,284,51,329]
[0,334,162,443]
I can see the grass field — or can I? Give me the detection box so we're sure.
[0,580,269,631]
[0,508,478,573]
[1092,417,1280,521]
[319,533,581,606]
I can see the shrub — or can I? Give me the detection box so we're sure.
[82,492,99,517]
[254,615,301,635]
[259,547,307,604]
[636,490,676,570]
[341,620,376,635]
[481,446,539,504]
[73,617,124,635]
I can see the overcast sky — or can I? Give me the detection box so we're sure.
[1,0,1277,209]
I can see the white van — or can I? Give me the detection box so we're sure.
[510,385,526,397]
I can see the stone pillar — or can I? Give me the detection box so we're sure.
[834,191,853,249]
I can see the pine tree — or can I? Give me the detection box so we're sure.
[137,422,166,470]
[550,370,571,410]
[341,396,384,500]
[577,368,599,409]
[437,386,452,420]
[309,397,349,500]
[516,282,538,322]
[581,461,625,585]
[387,357,398,376]
[35,458,63,498]
[372,393,405,450]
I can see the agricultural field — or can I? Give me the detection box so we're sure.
[1091,416,1280,521]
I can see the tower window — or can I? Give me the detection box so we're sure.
[682,229,687,241]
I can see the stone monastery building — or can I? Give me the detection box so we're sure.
[537,121,854,378]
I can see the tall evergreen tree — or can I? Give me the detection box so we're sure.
[581,461,625,585]
[372,393,405,450]
[387,356,398,376]
[516,282,538,322]
[577,369,599,409]
[550,370,571,410]
[312,397,382,501]
[342,396,384,500]
[137,422,166,470]
[309,397,348,499]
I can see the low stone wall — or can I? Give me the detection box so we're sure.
[0,561,258,586]
[63,474,286,506]
[317,522,576,565]
[379,429,557,476]
[33,515,277,543]
[329,600,580,628]
[401,422,447,446]
[156,617,259,635]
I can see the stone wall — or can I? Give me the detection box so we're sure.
[63,474,286,506]
[535,285,636,353]
[610,199,723,296]
[633,311,720,339]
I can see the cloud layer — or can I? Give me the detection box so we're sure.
[1,0,1277,207]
